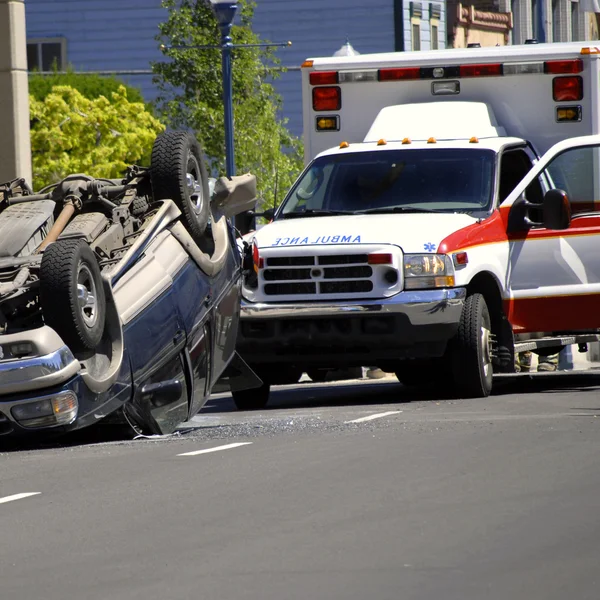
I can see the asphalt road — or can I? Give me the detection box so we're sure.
[2,372,600,600]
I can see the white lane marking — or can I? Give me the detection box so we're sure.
[177,442,252,457]
[345,411,403,424]
[0,492,41,505]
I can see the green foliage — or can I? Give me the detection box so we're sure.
[29,70,145,104]
[30,85,165,190]
[152,0,303,211]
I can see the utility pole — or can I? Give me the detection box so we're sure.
[0,0,32,183]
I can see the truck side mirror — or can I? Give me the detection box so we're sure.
[542,189,571,230]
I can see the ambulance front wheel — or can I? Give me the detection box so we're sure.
[447,293,493,398]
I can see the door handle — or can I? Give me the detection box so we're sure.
[173,329,185,346]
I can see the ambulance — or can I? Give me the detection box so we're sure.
[233,41,600,409]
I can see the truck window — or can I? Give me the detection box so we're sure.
[498,149,544,205]
[280,148,495,218]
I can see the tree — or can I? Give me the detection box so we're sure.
[30,85,165,190]
[152,0,303,212]
[29,70,145,104]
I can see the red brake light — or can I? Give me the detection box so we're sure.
[553,76,583,101]
[459,63,503,77]
[545,59,583,74]
[309,71,338,85]
[313,86,341,111]
[378,67,421,81]
[368,253,393,265]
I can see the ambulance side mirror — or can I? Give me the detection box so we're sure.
[542,189,571,230]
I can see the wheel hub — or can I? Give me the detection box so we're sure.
[186,153,204,215]
[77,264,98,328]
[481,325,492,376]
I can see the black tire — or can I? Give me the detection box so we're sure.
[40,239,106,352]
[150,131,210,240]
[395,364,426,386]
[448,293,493,398]
[307,369,329,383]
[231,383,270,411]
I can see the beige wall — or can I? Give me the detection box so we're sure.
[0,0,31,183]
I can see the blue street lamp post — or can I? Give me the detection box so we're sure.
[211,0,238,178]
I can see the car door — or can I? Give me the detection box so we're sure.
[501,135,600,333]
[115,232,190,433]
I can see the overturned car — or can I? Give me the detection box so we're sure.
[0,131,257,437]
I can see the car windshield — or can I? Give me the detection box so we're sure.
[279,148,496,219]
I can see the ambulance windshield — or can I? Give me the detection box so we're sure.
[280,148,495,218]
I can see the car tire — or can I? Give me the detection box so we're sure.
[306,369,329,383]
[40,239,106,352]
[448,293,493,398]
[231,383,270,411]
[150,130,210,240]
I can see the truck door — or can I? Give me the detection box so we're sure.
[502,135,600,333]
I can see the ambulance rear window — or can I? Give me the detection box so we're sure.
[280,148,495,218]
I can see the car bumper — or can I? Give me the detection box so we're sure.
[238,288,466,367]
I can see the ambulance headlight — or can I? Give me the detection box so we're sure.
[403,254,455,289]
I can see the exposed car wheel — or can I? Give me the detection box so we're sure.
[231,383,271,411]
[307,369,329,383]
[448,293,493,398]
[150,131,210,240]
[40,239,106,352]
[395,363,427,386]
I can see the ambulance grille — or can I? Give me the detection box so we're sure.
[261,253,374,296]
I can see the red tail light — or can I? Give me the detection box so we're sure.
[313,86,341,111]
[459,63,502,77]
[545,59,583,74]
[310,71,338,85]
[378,67,421,81]
[553,76,583,101]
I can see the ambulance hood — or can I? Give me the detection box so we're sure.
[253,212,477,253]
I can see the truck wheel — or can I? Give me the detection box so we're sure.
[306,369,329,383]
[449,293,493,398]
[40,239,106,353]
[231,382,270,411]
[150,131,210,240]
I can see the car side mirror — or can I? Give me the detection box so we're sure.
[253,207,275,221]
[140,379,183,408]
[542,189,571,230]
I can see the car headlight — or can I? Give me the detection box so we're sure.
[403,254,455,290]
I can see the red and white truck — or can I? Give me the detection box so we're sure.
[234,41,600,409]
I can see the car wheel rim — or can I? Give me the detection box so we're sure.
[481,324,492,378]
[77,264,98,329]
[186,153,204,215]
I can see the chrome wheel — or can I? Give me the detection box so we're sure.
[77,264,98,329]
[481,324,492,378]
[186,153,205,215]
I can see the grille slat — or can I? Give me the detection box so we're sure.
[264,268,312,281]
[323,266,372,279]
[318,254,368,265]
[320,281,373,294]
[264,282,317,296]
[266,256,315,267]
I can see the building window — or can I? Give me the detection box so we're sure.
[431,23,439,49]
[26,38,66,72]
[412,22,421,50]
[571,0,580,41]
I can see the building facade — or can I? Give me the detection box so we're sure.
[24,0,446,139]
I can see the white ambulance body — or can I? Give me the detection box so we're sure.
[234,41,600,409]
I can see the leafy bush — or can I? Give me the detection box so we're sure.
[30,85,165,190]
[29,71,145,104]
